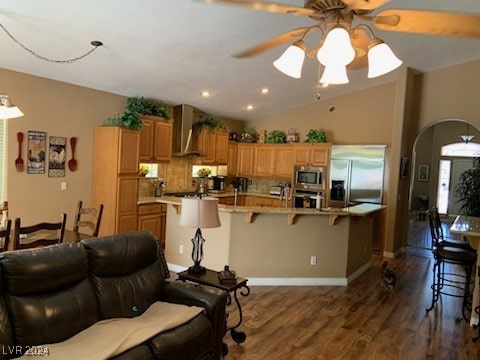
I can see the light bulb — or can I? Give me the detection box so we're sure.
[273,40,306,79]
[317,27,355,66]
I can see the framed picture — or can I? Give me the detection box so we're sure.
[27,131,46,174]
[418,164,429,182]
[48,136,66,177]
[400,156,409,179]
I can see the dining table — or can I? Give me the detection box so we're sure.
[450,214,480,326]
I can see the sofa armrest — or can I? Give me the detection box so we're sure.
[162,281,227,360]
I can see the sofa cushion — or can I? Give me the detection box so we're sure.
[82,231,169,319]
[148,313,214,360]
[0,243,99,347]
[110,344,154,360]
[0,267,14,360]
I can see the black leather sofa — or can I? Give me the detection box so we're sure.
[0,231,227,360]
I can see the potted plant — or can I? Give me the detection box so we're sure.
[304,129,327,143]
[455,157,480,216]
[103,97,170,130]
[239,128,259,143]
[265,130,286,143]
[192,117,228,132]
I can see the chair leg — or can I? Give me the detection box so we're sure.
[426,257,440,314]
[462,263,473,321]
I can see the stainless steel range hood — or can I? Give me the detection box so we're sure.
[172,104,200,156]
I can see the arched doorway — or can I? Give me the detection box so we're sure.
[407,119,480,252]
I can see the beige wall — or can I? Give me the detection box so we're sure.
[247,82,396,145]
[2,68,126,227]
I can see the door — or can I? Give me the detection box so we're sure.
[448,159,474,215]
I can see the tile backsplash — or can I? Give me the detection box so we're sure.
[138,157,292,197]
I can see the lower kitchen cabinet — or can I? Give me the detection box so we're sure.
[138,203,167,248]
[217,195,245,206]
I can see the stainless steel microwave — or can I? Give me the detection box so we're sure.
[293,165,327,192]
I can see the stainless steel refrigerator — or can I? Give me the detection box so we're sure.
[329,145,386,208]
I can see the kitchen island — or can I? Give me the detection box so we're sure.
[140,194,385,286]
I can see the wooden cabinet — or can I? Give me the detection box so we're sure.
[237,143,255,177]
[92,127,139,236]
[254,145,276,178]
[137,203,167,248]
[227,142,238,176]
[274,146,294,179]
[194,128,228,165]
[293,144,330,166]
[139,115,173,162]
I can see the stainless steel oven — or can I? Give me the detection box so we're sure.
[293,165,327,192]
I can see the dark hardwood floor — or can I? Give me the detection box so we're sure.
[223,254,480,359]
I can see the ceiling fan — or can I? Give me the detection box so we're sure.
[201,0,480,84]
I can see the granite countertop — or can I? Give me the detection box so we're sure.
[138,194,386,217]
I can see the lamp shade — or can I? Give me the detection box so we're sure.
[179,197,221,229]
[0,95,24,119]
[367,41,403,78]
[317,27,355,66]
[319,64,349,85]
[273,40,306,79]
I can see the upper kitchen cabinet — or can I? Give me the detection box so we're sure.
[227,142,238,176]
[293,144,331,167]
[274,146,294,179]
[139,115,173,162]
[237,143,255,177]
[193,128,228,165]
[254,145,276,177]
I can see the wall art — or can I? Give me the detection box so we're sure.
[27,131,46,174]
[418,164,429,182]
[48,136,66,177]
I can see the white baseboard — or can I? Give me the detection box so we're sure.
[347,261,372,284]
[167,263,187,274]
[383,247,404,259]
[246,277,347,286]
[168,262,372,287]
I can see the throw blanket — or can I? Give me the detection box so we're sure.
[15,301,204,360]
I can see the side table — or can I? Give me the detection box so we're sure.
[177,268,250,347]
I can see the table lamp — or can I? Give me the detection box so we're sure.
[179,197,221,274]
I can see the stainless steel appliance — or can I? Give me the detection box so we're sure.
[293,165,327,192]
[293,191,324,210]
[329,145,386,208]
[212,176,226,191]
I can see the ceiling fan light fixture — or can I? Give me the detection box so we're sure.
[367,39,403,78]
[319,64,349,85]
[317,27,355,66]
[0,95,24,119]
[273,39,306,79]
[461,134,475,143]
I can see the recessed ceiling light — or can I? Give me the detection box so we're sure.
[245,104,254,111]
[260,88,270,94]
[201,91,211,97]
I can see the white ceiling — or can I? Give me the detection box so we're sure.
[0,0,479,121]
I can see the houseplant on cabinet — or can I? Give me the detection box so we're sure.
[104,97,170,130]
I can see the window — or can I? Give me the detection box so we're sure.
[440,142,480,157]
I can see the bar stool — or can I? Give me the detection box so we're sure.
[425,210,477,321]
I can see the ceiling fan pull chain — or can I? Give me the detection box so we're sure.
[0,21,102,64]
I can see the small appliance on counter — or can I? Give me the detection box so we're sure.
[269,186,282,196]
[293,191,325,210]
[235,177,250,193]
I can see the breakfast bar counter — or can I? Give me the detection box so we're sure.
[144,195,385,286]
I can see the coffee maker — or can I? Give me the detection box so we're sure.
[213,176,226,191]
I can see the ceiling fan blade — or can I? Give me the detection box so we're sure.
[202,0,320,17]
[343,0,390,11]
[373,9,480,38]
[233,27,309,58]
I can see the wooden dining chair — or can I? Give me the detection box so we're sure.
[0,219,12,252]
[13,213,67,250]
[73,201,103,237]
